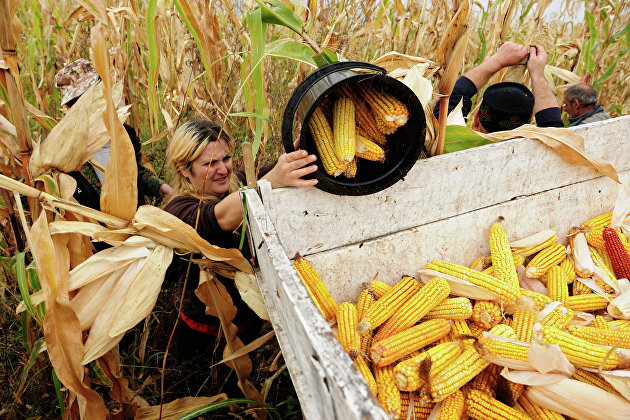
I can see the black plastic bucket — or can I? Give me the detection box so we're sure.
[281,61,426,196]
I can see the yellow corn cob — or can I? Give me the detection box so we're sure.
[451,319,473,337]
[354,355,377,396]
[374,277,450,341]
[572,367,624,396]
[519,288,553,310]
[490,223,521,292]
[340,86,387,145]
[590,246,618,293]
[586,227,630,254]
[423,297,473,320]
[359,84,409,130]
[592,315,611,329]
[293,253,338,321]
[425,260,521,304]
[371,319,451,366]
[558,257,577,284]
[538,305,574,330]
[482,254,526,279]
[393,341,462,392]
[517,394,564,420]
[368,280,393,299]
[469,322,489,339]
[356,289,375,321]
[429,346,489,402]
[572,279,593,295]
[308,107,345,176]
[504,381,526,409]
[511,310,537,342]
[581,211,613,230]
[512,401,529,416]
[399,393,434,419]
[355,134,386,162]
[466,389,530,420]
[470,363,502,397]
[470,255,489,271]
[374,364,402,419]
[344,158,357,178]
[565,294,610,311]
[358,276,421,334]
[436,389,465,420]
[538,324,620,369]
[360,329,373,359]
[332,97,356,164]
[488,323,517,338]
[609,320,630,330]
[472,300,503,329]
[525,243,567,278]
[337,302,360,359]
[511,234,558,257]
[566,325,630,348]
[477,335,529,362]
[543,265,569,303]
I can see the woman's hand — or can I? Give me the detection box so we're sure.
[263,150,318,189]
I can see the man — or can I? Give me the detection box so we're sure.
[54,59,173,211]
[435,42,563,132]
[563,83,611,126]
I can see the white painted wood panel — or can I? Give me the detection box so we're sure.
[262,116,630,258]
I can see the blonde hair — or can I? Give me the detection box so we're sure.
[165,119,240,203]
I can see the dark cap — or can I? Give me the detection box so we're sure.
[478,82,534,132]
[54,59,101,106]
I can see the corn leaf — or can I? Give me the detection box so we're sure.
[443,126,493,153]
[264,38,317,67]
[255,0,303,34]
[76,0,107,24]
[146,0,160,135]
[234,271,270,321]
[13,252,39,322]
[134,395,228,420]
[247,8,266,156]
[14,337,45,399]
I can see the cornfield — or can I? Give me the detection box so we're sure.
[0,0,629,418]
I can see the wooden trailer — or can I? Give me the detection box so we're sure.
[245,116,630,419]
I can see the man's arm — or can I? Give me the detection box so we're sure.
[463,41,529,90]
[527,46,563,127]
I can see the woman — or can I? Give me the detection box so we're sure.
[161,119,317,396]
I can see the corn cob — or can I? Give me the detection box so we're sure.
[469,322,489,339]
[517,394,564,420]
[558,258,577,284]
[451,319,474,340]
[371,319,451,366]
[356,289,375,321]
[519,288,553,310]
[482,253,526,277]
[572,279,593,295]
[472,300,503,329]
[423,297,473,320]
[609,320,630,330]
[477,335,529,362]
[538,305,574,330]
[436,389,465,420]
[358,276,420,334]
[429,346,489,402]
[565,294,610,311]
[368,280,393,299]
[581,211,613,230]
[374,277,450,341]
[337,302,361,359]
[340,86,387,145]
[359,84,409,131]
[470,363,502,397]
[603,227,630,281]
[354,355,378,396]
[425,260,521,304]
[572,368,624,396]
[332,97,356,164]
[511,310,537,342]
[374,364,402,419]
[488,323,517,338]
[393,341,462,391]
[293,253,338,321]
[592,315,611,329]
[586,227,630,254]
[566,325,630,348]
[525,243,567,278]
[344,158,357,178]
[542,266,569,304]
[308,107,345,176]
[470,255,489,271]
[399,393,434,419]
[590,246,618,292]
[511,231,558,257]
[355,134,386,162]
[466,389,531,420]
[490,223,521,293]
[537,324,620,369]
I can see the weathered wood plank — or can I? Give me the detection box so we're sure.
[262,116,630,258]
[305,170,629,303]
[246,189,387,420]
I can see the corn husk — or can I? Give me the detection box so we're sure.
[510,229,557,249]
[500,367,569,386]
[400,63,433,108]
[608,288,630,320]
[611,179,630,229]
[526,378,630,420]
[417,268,498,300]
[234,271,270,321]
[573,233,595,277]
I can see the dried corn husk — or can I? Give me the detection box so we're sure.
[608,288,630,320]
[510,230,557,249]
[234,271,270,321]
[417,268,499,300]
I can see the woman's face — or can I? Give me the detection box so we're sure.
[180,138,233,196]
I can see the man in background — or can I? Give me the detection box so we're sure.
[435,41,563,132]
[54,59,173,211]
[563,83,611,126]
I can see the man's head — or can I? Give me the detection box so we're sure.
[563,83,598,118]
[54,59,101,108]
[473,82,535,133]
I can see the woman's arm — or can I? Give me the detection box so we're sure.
[214,149,318,231]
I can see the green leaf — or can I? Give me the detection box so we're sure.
[264,39,317,67]
[14,338,45,398]
[593,49,629,85]
[146,0,160,135]
[443,126,493,153]
[255,0,303,34]
[612,18,630,41]
[52,369,65,416]
[229,112,273,124]
[13,253,38,323]
[247,8,266,157]
[312,48,339,67]
[176,398,272,420]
